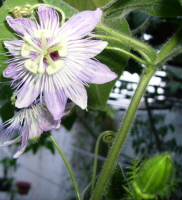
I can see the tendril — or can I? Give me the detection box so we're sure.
[102,131,115,143]
[91,131,115,193]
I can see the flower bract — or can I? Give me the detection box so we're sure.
[4,5,117,120]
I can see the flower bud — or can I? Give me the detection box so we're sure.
[132,154,173,199]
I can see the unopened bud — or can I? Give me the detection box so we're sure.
[132,154,173,199]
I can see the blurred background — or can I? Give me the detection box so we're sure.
[0,0,182,199]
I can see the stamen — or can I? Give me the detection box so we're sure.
[46,37,62,49]
[45,54,57,69]
[24,34,42,52]
[37,54,45,74]
[48,46,62,53]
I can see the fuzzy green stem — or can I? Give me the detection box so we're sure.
[106,46,147,65]
[157,26,182,62]
[48,133,81,200]
[91,131,115,193]
[96,23,156,64]
[155,46,182,68]
[90,68,156,200]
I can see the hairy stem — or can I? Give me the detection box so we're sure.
[106,46,147,65]
[97,23,156,64]
[157,26,182,63]
[90,68,156,200]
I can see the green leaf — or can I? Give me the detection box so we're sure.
[104,0,182,19]
[0,0,43,80]
[43,0,78,17]
[87,17,130,110]
[0,101,14,122]
[60,0,111,11]
[61,107,77,130]
[104,163,126,200]
[179,0,182,6]
[45,141,55,154]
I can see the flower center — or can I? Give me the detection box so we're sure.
[21,29,67,75]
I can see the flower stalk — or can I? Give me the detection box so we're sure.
[48,133,81,200]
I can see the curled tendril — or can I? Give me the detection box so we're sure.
[91,130,115,193]
[9,4,66,25]
[102,131,115,143]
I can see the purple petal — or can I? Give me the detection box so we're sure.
[6,16,38,36]
[28,121,43,139]
[59,8,102,39]
[38,110,60,131]
[4,40,23,56]
[13,127,29,158]
[0,134,22,146]
[15,80,41,108]
[37,5,60,34]
[67,40,108,58]
[89,61,118,84]
[44,90,67,120]
[3,63,19,79]
[64,84,87,109]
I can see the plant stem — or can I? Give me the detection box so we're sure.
[155,46,182,68]
[90,68,156,200]
[48,133,81,200]
[106,46,147,65]
[97,23,156,64]
[157,25,182,62]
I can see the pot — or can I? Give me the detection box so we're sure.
[16,181,31,195]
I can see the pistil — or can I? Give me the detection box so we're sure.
[23,29,67,75]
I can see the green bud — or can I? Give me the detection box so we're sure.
[132,154,173,199]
